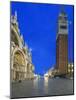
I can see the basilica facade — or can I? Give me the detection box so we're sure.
[11,12,34,82]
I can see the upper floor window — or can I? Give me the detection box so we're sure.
[60,25,67,29]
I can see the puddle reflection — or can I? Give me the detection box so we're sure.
[44,77,49,94]
[33,77,39,89]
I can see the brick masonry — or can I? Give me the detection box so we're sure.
[56,34,68,75]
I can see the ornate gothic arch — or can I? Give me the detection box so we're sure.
[11,47,27,81]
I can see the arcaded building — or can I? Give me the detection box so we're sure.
[11,12,34,82]
[56,10,68,75]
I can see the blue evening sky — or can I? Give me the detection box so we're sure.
[11,2,74,75]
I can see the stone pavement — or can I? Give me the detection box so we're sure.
[11,78,74,98]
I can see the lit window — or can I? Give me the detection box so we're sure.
[72,69,73,72]
[68,64,70,68]
[68,69,70,72]
[71,64,73,67]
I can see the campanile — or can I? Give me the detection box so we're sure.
[56,10,68,75]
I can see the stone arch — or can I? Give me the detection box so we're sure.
[11,47,26,81]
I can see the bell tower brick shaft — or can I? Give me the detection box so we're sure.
[56,10,68,75]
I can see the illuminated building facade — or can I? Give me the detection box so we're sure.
[11,12,34,82]
[44,68,58,78]
[67,63,74,78]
